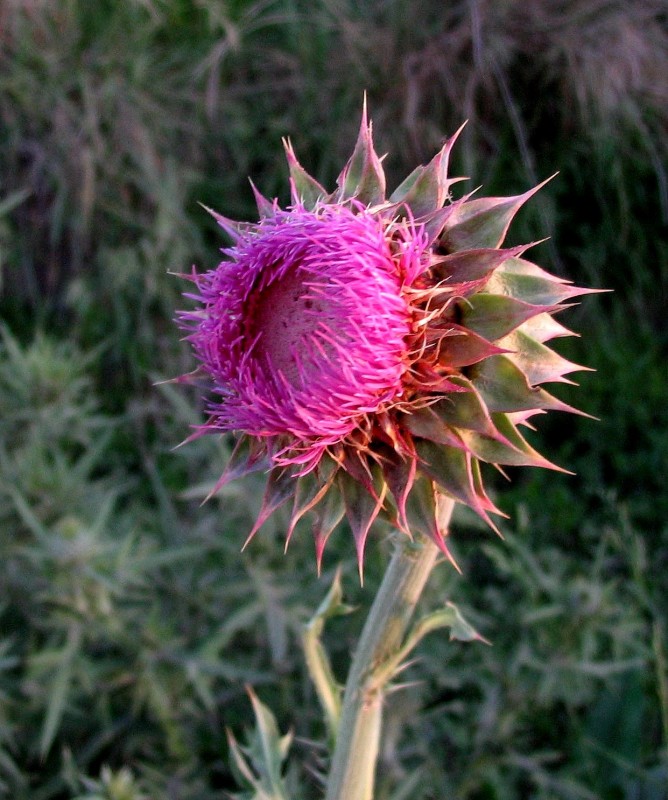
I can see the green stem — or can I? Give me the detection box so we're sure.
[325,498,454,800]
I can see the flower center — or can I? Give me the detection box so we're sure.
[245,264,330,388]
[190,206,420,450]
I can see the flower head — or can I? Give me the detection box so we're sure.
[185,205,413,463]
[178,102,596,575]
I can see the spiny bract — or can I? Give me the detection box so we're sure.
[178,103,596,576]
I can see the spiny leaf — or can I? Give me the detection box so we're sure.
[410,603,488,647]
[227,729,262,792]
[282,138,328,209]
[249,178,275,218]
[499,329,592,384]
[431,324,508,368]
[204,435,269,502]
[404,406,466,448]
[404,474,438,540]
[199,202,249,242]
[309,567,354,624]
[338,469,386,581]
[416,440,502,529]
[313,484,346,575]
[468,355,587,415]
[380,448,417,533]
[284,459,336,548]
[336,97,386,205]
[243,468,295,547]
[469,458,505,531]
[302,570,352,741]
[459,293,554,342]
[420,202,462,246]
[439,176,556,251]
[389,164,424,205]
[340,448,381,500]
[441,601,490,643]
[226,688,292,799]
[493,412,571,471]
[431,243,534,290]
[496,254,571,280]
[457,412,567,471]
[520,311,577,343]
[487,257,603,305]
[404,478,461,571]
[372,597,486,689]
[409,362,469,393]
[429,377,503,438]
[389,122,466,216]
[247,687,293,790]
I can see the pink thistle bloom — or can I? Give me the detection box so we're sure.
[182,205,414,469]
[177,104,599,575]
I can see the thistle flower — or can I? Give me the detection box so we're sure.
[178,103,595,575]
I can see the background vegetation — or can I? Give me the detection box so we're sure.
[1,1,666,797]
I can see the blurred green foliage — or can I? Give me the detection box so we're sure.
[0,0,666,798]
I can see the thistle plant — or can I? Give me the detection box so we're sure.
[177,102,596,800]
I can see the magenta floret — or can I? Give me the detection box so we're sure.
[181,205,415,457]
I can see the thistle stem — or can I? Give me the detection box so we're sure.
[325,498,454,800]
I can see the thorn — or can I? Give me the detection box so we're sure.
[357,543,365,587]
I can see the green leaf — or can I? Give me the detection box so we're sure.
[39,628,81,758]
[302,569,352,741]
[227,688,293,800]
